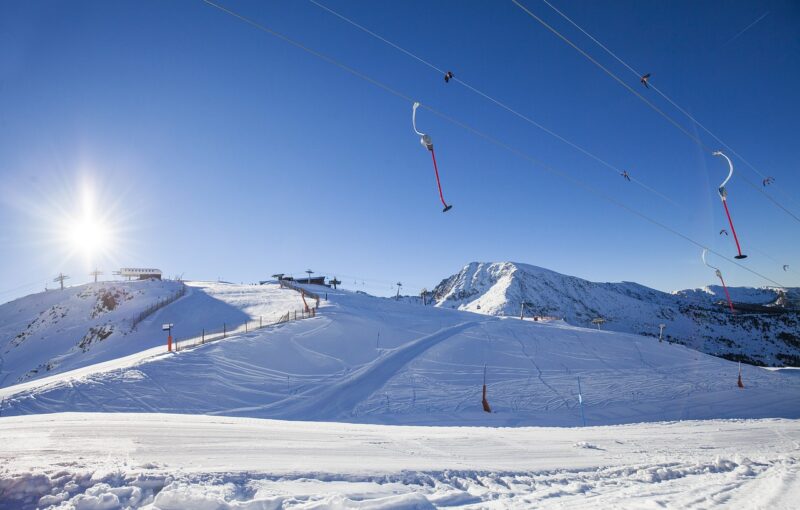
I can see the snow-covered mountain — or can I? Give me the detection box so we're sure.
[3,282,799,428]
[2,280,799,508]
[0,280,304,388]
[431,262,800,367]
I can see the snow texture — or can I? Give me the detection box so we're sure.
[0,413,798,509]
[1,282,798,427]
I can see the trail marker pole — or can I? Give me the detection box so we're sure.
[577,377,586,426]
[162,323,174,352]
[223,323,226,339]
[738,362,744,388]
[482,364,492,413]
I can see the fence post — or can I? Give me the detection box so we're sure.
[223,323,226,338]
[202,329,205,344]
[245,322,248,333]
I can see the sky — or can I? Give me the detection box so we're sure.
[0,0,798,302]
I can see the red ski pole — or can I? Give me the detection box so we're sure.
[721,199,746,259]
[429,148,452,213]
[716,272,735,313]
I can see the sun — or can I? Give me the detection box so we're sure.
[68,215,110,258]
[58,181,119,266]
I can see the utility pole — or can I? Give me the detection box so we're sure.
[305,269,313,284]
[396,282,402,300]
[89,269,103,283]
[53,273,70,290]
[329,277,341,290]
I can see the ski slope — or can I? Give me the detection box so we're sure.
[2,284,799,426]
[1,413,798,509]
[0,281,305,388]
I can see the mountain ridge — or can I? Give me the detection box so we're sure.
[431,261,800,366]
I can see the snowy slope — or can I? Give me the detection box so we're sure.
[2,284,799,427]
[0,281,304,388]
[432,262,800,366]
[1,413,799,509]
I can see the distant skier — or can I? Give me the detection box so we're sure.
[621,170,631,181]
[444,71,454,83]
[640,73,651,88]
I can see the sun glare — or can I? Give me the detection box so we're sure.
[68,216,110,256]
[58,181,118,266]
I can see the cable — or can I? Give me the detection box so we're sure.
[510,0,711,151]
[307,0,680,208]
[540,0,794,195]
[201,0,788,289]
[309,0,795,275]
[515,0,800,224]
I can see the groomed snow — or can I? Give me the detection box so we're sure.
[2,285,799,426]
[0,413,798,509]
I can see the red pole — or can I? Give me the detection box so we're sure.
[429,148,450,211]
[717,274,735,313]
[167,334,172,352]
[721,199,745,258]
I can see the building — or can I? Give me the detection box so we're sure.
[117,268,162,280]
[265,274,329,287]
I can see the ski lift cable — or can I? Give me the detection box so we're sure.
[425,104,787,288]
[305,0,794,272]
[539,0,797,202]
[201,0,788,289]
[517,0,800,224]
[202,0,415,104]
[510,0,711,152]
[306,0,680,208]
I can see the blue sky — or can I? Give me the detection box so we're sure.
[1,0,798,301]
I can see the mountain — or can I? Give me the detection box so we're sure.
[431,262,800,367]
[0,280,304,388]
[3,282,799,428]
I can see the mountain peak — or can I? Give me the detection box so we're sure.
[432,261,800,366]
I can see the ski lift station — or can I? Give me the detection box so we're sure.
[117,268,162,280]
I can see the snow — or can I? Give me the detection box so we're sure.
[0,413,798,509]
[431,261,800,366]
[0,281,305,388]
[2,284,799,426]
[2,277,799,508]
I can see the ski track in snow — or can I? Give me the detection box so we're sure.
[1,413,799,509]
